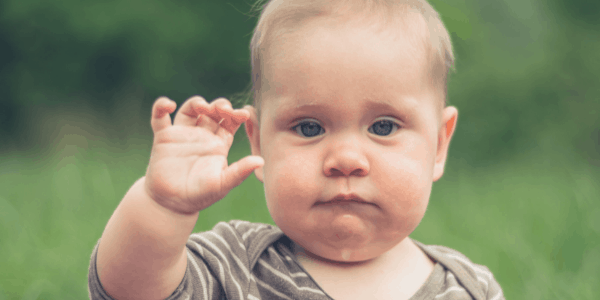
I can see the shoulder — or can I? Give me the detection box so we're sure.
[186,220,284,268]
[173,221,287,300]
[188,220,279,245]
[226,220,280,240]
[414,240,505,300]
[420,243,495,281]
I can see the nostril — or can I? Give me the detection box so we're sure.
[326,167,367,177]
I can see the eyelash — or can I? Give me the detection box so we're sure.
[291,118,400,137]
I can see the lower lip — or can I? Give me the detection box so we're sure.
[318,200,372,206]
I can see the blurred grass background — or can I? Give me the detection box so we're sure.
[0,0,598,299]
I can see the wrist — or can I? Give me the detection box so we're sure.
[130,177,200,228]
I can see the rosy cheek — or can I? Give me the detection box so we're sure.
[376,153,430,209]
[267,151,317,208]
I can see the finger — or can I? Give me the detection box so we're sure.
[195,98,240,137]
[195,113,221,134]
[151,97,177,133]
[224,109,250,135]
[174,96,213,126]
[230,107,251,125]
[209,98,234,123]
[212,99,250,134]
[209,99,239,139]
[219,155,265,195]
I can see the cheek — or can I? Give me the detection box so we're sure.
[373,139,434,232]
[377,154,432,209]
[264,149,320,217]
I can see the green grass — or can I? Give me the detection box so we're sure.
[0,129,598,299]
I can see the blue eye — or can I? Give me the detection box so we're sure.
[292,119,399,137]
[369,119,399,136]
[292,121,324,137]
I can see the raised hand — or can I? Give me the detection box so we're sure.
[144,96,264,215]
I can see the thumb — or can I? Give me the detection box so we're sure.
[220,155,265,193]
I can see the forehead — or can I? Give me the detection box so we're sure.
[265,9,429,61]
[259,12,434,113]
[266,14,428,71]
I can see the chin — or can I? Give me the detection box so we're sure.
[290,227,400,263]
[309,239,395,264]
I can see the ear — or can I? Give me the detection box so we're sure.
[243,105,264,182]
[432,106,458,182]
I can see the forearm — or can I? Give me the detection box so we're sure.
[96,177,199,300]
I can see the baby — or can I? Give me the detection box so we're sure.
[88,0,505,299]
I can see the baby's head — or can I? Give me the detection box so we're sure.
[243,0,458,263]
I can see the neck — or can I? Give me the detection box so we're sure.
[292,237,422,269]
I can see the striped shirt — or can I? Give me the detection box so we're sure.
[88,220,505,300]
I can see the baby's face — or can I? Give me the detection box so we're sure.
[246,15,456,263]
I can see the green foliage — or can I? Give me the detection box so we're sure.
[1,0,597,165]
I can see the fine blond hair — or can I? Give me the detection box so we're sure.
[233,0,455,126]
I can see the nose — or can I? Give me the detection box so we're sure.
[323,138,369,177]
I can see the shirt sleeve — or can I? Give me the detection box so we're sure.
[164,220,283,300]
[88,220,266,300]
[87,239,116,300]
[87,238,225,300]
[481,266,505,300]
[414,242,506,300]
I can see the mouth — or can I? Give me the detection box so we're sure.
[317,193,375,206]
[322,199,365,206]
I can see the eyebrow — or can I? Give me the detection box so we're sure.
[277,97,417,115]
